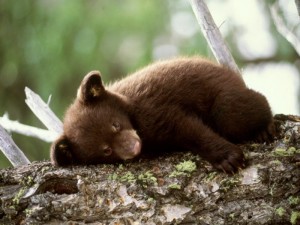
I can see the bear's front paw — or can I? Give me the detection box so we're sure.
[211,146,245,174]
[255,122,276,143]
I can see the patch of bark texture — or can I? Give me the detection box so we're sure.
[0,115,299,225]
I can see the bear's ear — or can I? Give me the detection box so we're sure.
[50,135,74,167]
[77,71,105,104]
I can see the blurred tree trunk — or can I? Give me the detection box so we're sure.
[296,0,300,17]
[0,115,299,225]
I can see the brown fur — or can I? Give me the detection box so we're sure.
[51,57,275,173]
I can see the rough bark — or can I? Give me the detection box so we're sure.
[0,115,299,225]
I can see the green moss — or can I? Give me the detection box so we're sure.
[275,207,286,217]
[20,176,34,187]
[288,147,300,154]
[270,160,282,165]
[175,160,197,173]
[147,197,154,203]
[109,171,137,183]
[229,213,235,219]
[108,173,118,181]
[290,211,300,225]
[118,164,124,170]
[219,178,239,192]
[168,183,181,190]
[26,176,34,186]
[274,147,299,157]
[169,160,197,177]
[274,148,289,156]
[138,171,157,186]
[120,172,136,183]
[169,170,184,177]
[25,208,33,217]
[289,196,300,206]
[269,184,275,196]
[41,166,50,174]
[205,171,218,181]
[251,143,260,148]
[13,188,26,205]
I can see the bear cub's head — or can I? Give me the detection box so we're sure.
[51,71,141,166]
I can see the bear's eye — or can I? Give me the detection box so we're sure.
[112,122,121,132]
[103,146,112,156]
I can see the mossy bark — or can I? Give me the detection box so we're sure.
[0,115,299,225]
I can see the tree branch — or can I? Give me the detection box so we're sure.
[0,124,30,167]
[0,87,61,166]
[24,87,63,135]
[0,115,299,224]
[270,3,300,56]
[0,114,58,143]
[0,2,299,224]
[189,0,241,74]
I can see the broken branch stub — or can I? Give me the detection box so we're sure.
[24,87,63,135]
[0,124,30,167]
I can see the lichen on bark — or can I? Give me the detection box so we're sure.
[0,115,299,225]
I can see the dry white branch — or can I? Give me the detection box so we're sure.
[25,87,63,135]
[271,4,300,56]
[189,0,240,74]
[0,114,58,143]
[0,124,30,167]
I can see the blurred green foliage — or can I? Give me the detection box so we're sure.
[0,0,298,168]
[0,0,173,167]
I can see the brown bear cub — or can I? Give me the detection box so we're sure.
[51,57,275,173]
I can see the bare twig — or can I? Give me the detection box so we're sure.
[25,87,63,135]
[0,114,58,143]
[270,4,300,56]
[0,87,61,166]
[189,0,240,74]
[0,124,30,167]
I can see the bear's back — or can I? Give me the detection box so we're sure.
[108,56,245,113]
